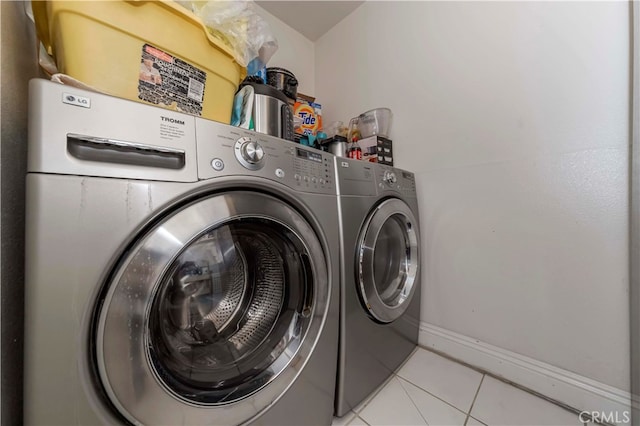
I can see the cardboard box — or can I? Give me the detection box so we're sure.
[294,99,322,136]
[296,93,316,104]
[288,93,315,108]
[376,137,393,165]
[358,135,393,165]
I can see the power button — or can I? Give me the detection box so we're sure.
[211,158,224,171]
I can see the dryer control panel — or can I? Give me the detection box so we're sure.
[195,118,336,195]
[375,166,416,198]
[335,157,416,198]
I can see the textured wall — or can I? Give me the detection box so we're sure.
[255,4,316,96]
[316,1,630,391]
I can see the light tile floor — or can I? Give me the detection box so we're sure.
[333,347,585,426]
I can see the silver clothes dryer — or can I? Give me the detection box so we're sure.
[24,79,339,425]
[334,158,421,417]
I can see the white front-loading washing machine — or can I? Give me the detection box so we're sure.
[334,158,421,417]
[24,79,339,425]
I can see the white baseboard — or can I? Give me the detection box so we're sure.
[419,322,632,424]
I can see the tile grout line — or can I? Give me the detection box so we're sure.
[419,345,597,424]
[397,376,431,426]
[397,372,475,417]
[338,411,357,426]
[464,374,486,426]
[350,348,424,424]
[357,415,372,426]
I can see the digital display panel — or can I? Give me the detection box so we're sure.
[402,171,414,180]
[296,148,323,163]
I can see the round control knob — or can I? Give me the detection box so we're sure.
[383,171,397,185]
[234,137,266,170]
[241,140,264,164]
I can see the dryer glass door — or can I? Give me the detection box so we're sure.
[357,198,419,323]
[95,191,329,426]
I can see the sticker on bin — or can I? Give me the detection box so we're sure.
[138,44,207,116]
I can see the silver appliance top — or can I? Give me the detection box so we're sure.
[27,78,335,195]
[334,157,417,198]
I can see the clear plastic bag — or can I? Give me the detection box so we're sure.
[177,1,278,69]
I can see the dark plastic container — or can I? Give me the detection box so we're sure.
[266,67,298,101]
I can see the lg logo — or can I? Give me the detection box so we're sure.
[62,93,91,108]
[66,95,88,105]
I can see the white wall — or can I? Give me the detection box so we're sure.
[316,0,630,396]
[255,4,315,96]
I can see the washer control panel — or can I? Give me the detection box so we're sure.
[195,119,336,195]
[292,147,333,189]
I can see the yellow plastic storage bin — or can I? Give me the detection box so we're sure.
[33,0,245,123]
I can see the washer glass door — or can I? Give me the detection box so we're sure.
[357,198,419,323]
[96,191,329,425]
